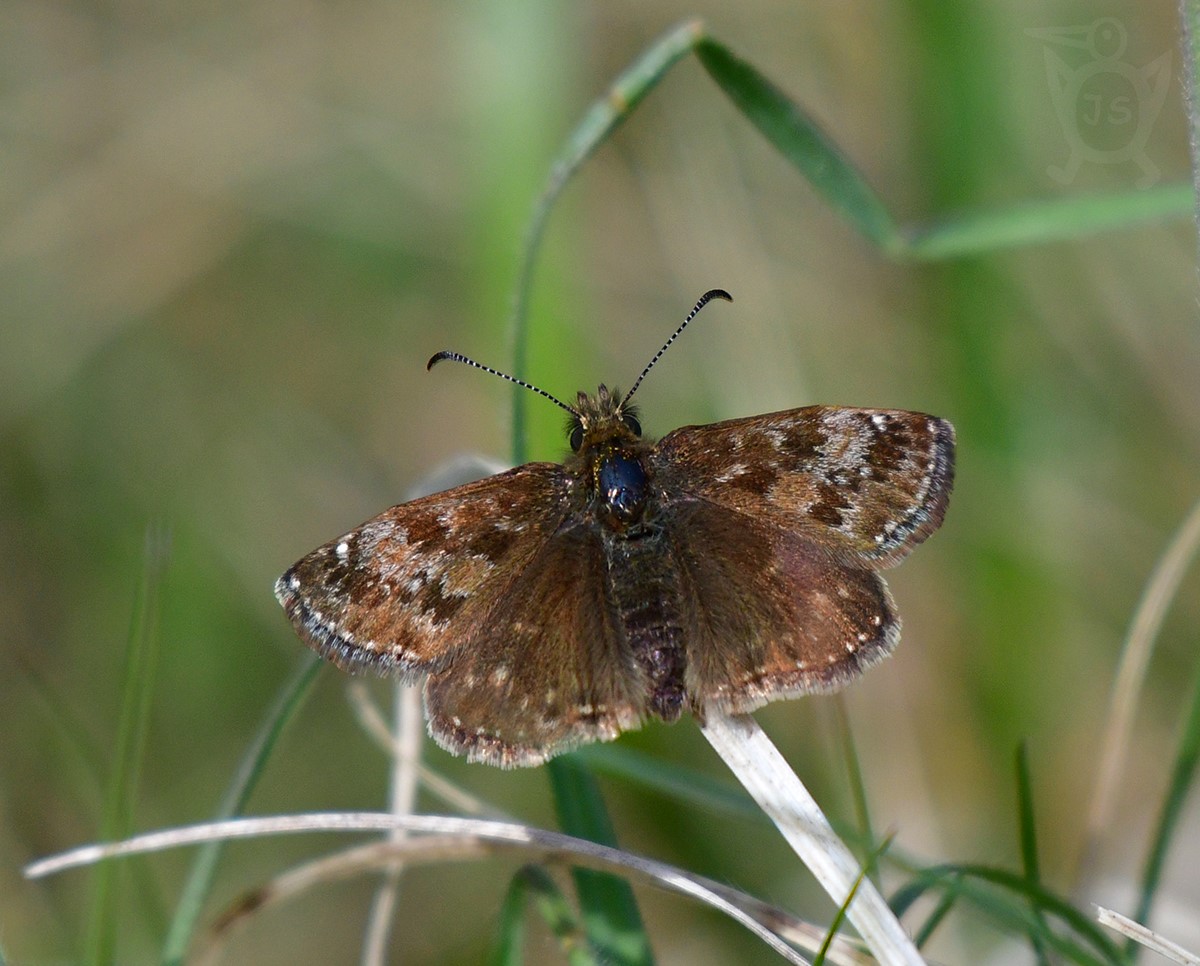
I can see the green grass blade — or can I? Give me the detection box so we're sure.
[833,697,877,882]
[509,19,703,462]
[1015,743,1051,966]
[160,654,322,965]
[1131,661,1200,953]
[576,744,761,821]
[891,863,1123,965]
[548,756,654,966]
[904,184,1192,259]
[490,869,531,966]
[814,866,866,966]
[694,36,900,251]
[912,881,960,950]
[84,524,169,965]
[489,865,598,966]
[25,662,108,809]
[815,834,891,966]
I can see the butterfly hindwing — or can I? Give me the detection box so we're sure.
[423,519,645,767]
[664,498,898,712]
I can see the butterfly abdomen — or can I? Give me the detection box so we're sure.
[604,527,688,721]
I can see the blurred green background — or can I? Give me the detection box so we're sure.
[4,1,1199,963]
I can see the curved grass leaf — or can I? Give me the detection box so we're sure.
[694,36,900,251]
[891,863,1123,965]
[510,19,703,462]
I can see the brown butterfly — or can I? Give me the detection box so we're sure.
[276,290,955,767]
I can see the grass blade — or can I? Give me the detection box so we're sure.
[1099,906,1200,966]
[904,184,1191,259]
[834,697,877,883]
[1015,743,1051,966]
[577,744,761,821]
[891,863,1122,965]
[695,36,899,251]
[1078,495,1200,891]
[509,19,703,462]
[548,756,654,966]
[31,812,809,963]
[160,654,321,965]
[85,524,169,965]
[489,865,598,966]
[912,883,959,950]
[703,711,923,966]
[1131,661,1200,954]
[490,867,536,966]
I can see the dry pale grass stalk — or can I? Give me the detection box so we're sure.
[1079,495,1200,887]
[26,811,833,963]
[346,680,502,818]
[1096,906,1200,965]
[702,709,924,966]
[360,682,423,966]
[196,833,874,966]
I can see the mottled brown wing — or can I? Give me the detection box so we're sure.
[275,463,576,677]
[423,519,646,768]
[652,407,955,568]
[666,498,899,712]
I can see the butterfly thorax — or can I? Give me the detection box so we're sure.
[570,385,656,534]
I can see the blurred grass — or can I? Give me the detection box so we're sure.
[4,2,1200,963]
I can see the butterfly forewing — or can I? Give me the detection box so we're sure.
[652,407,955,568]
[275,463,575,676]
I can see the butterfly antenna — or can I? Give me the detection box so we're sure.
[622,289,733,406]
[427,351,578,417]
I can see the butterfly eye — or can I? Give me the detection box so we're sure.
[622,414,642,436]
[569,423,585,451]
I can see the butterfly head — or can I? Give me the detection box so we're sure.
[567,385,652,528]
[568,384,642,453]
